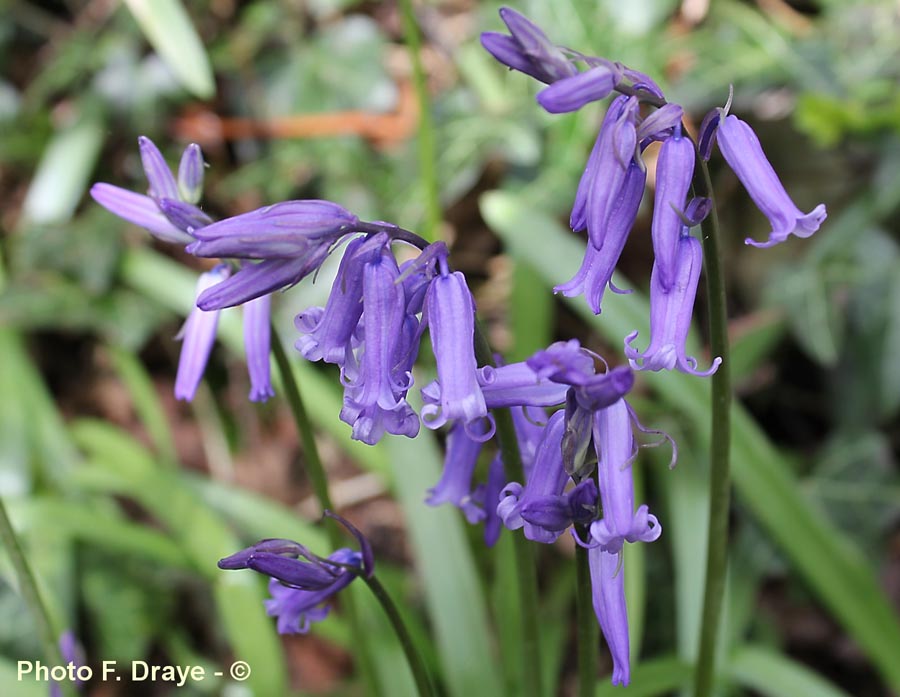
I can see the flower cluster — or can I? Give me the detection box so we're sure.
[424,339,670,685]
[484,7,826,378]
[94,7,826,689]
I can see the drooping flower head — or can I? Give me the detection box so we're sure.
[480,7,577,84]
[339,236,420,445]
[625,220,722,378]
[703,108,826,248]
[218,512,373,635]
[420,247,490,439]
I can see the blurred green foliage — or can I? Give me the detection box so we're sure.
[0,0,898,695]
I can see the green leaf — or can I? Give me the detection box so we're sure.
[121,0,215,99]
[385,431,503,697]
[69,419,287,695]
[481,190,900,693]
[20,111,104,226]
[0,329,79,490]
[107,345,177,464]
[0,658,47,697]
[728,645,853,697]
[23,498,191,571]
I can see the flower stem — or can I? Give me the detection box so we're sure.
[398,0,442,243]
[269,326,384,697]
[473,322,543,697]
[270,325,333,514]
[361,573,438,697]
[575,531,597,697]
[691,157,733,697]
[0,498,75,697]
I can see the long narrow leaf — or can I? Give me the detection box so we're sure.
[121,0,215,98]
[386,431,504,697]
[729,645,853,697]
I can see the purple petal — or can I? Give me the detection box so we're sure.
[247,552,341,589]
[625,235,721,377]
[427,420,485,518]
[197,252,330,310]
[294,236,371,364]
[177,143,205,204]
[478,362,569,408]
[138,136,179,201]
[174,266,230,401]
[651,130,695,291]
[158,198,213,233]
[589,548,630,686]
[499,410,569,543]
[243,294,274,402]
[483,453,506,547]
[637,103,684,142]
[480,32,548,82]
[537,63,620,114]
[188,200,357,259]
[90,183,193,244]
[218,539,308,569]
[591,399,662,552]
[421,271,487,430]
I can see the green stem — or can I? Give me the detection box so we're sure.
[269,327,385,697]
[575,532,597,697]
[397,0,441,242]
[0,499,75,697]
[362,574,438,697]
[692,157,733,697]
[270,326,332,513]
[473,322,543,697]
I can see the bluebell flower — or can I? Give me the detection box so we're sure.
[555,160,645,314]
[187,200,357,259]
[589,546,630,686]
[339,241,420,445]
[175,265,230,401]
[420,256,490,438]
[295,236,373,365]
[525,340,634,477]
[537,61,622,113]
[625,233,722,377]
[219,512,373,635]
[651,125,695,291]
[243,294,274,402]
[498,411,571,543]
[175,264,279,402]
[590,399,662,553]
[197,250,333,310]
[427,420,487,523]
[477,361,570,408]
[710,112,826,248]
[480,7,577,84]
[519,478,598,533]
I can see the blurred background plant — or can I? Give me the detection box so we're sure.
[1,0,899,695]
